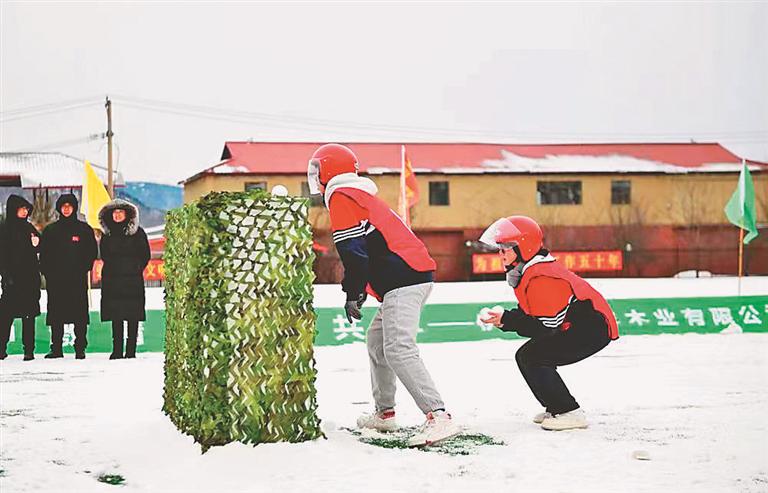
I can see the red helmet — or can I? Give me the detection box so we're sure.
[308,144,359,192]
[493,215,544,261]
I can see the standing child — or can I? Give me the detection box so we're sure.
[480,215,618,430]
[308,143,460,446]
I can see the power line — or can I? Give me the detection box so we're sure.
[114,96,471,137]
[2,93,766,143]
[0,96,102,116]
[116,100,400,136]
[111,94,768,141]
[0,100,102,123]
[3,133,105,152]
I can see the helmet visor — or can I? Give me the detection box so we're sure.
[479,217,522,249]
[307,158,322,195]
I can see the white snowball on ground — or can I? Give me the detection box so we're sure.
[271,185,288,197]
[632,450,651,461]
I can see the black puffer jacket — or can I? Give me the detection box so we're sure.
[98,199,150,322]
[0,195,42,317]
[40,194,98,325]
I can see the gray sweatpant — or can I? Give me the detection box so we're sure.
[366,282,445,414]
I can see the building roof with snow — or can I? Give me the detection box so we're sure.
[0,152,125,189]
[183,142,767,183]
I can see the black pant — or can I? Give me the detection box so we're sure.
[50,323,88,353]
[112,320,139,357]
[515,304,611,415]
[0,314,36,356]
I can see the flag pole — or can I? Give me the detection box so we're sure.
[106,96,114,199]
[738,158,745,296]
[400,145,407,223]
[738,227,744,296]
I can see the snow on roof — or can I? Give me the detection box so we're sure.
[479,150,760,174]
[0,152,125,189]
[212,164,251,174]
[182,142,767,183]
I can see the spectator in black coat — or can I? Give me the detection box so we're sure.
[98,199,150,359]
[0,195,42,360]
[40,194,98,359]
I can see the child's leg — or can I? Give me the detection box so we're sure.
[516,326,610,415]
[367,307,397,412]
[380,282,445,415]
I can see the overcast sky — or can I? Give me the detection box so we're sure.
[1,1,766,184]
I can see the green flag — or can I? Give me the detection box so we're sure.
[724,160,758,244]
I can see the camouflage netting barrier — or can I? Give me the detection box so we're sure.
[163,190,322,452]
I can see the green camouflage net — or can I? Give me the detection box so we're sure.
[163,190,322,452]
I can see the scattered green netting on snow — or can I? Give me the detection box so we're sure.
[163,190,322,452]
[97,474,126,486]
[344,426,504,456]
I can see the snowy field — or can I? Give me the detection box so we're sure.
[2,333,767,493]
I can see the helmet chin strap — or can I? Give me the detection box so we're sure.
[513,245,524,262]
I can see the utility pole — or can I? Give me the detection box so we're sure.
[106,96,114,198]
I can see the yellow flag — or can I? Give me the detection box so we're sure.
[80,160,111,230]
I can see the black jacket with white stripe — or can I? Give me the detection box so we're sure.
[501,298,608,339]
[334,223,433,301]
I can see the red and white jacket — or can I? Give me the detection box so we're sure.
[325,173,435,301]
[507,253,619,340]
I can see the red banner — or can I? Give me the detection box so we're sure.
[472,250,623,274]
[397,145,420,227]
[91,259,166,283]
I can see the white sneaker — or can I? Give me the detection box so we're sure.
[533,411,552,424]
[407,411,461,447]
[540,408,588,431]
[356,409,399,432]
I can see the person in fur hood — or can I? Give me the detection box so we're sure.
[98,199,150,359]
[0,194,42,360]
[40,193,98,359]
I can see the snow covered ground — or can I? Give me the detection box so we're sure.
[2,333,767,493]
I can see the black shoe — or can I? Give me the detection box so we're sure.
[0,352,7,360]
[109,353,123,360]
[75,351,86,360]
[23,354,35,361]
[44,352,64,359]
[124,353,136,359]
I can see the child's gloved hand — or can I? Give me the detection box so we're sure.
[480,311,504,328]
[344,300,363,323]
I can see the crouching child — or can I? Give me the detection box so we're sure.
[480,215,619,430]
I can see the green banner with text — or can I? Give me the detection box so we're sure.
[4,296,766,355]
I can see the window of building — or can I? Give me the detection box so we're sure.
[301,181,324,207]
[429,181,450,206]
[611,180,631,205]
[536,181,582,205]
[245,181,267,192]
